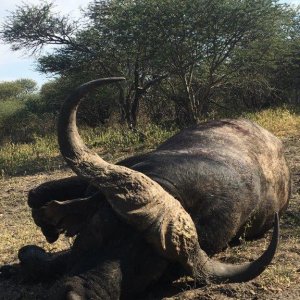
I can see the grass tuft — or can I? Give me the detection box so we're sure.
[0,124,177,178]
[0,106,299,178]
[243,106,300,137]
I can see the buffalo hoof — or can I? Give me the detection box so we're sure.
[18,245,52,282]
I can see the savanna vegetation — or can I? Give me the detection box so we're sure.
[0,0,299,176]
[0,1,300,299]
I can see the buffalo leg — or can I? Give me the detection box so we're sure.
[17,245,72,282]
[54,259,123,300]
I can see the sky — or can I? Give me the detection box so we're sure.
[0,0,300,87]
[0,0,89,87]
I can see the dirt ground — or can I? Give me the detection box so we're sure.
[0,135,299,300]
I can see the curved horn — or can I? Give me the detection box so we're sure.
[58,78,279,283]
[190,213,279,283]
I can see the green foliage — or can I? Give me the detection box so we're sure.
[0,79,55,144]
[85,123,177,153]
[0,79,37,101]
[39,77,118,126]
[150,0,297,122]
[0,123,177,177]
[0,135,60,177]
[1,0,300,128]
[0,105,299,178]
[1,0,300,127]
[0,109,56,143]
[0,2,78,53]
[0,100,25,127]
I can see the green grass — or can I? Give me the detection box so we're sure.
[83,124,176,152]
[0,124,177,177]
[0,135,61,177]
[0,106,299,178]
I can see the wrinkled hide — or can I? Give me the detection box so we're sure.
[120,119,290,254]
[1,79,290,300]
[25,185,169,299]
[19,118,289,299]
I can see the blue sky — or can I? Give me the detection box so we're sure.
[0,0,89,87]
[0,0,299,87]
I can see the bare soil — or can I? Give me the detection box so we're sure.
[0,135,299,300]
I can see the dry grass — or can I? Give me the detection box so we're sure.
[155,131,300,300]
[0,107,299,299]
[0,124,176,177]
[244,106,300,137]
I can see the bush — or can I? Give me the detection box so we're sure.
[0,99,25,127]
[0,91,58,144]
[244,106,300,137]
[1,110,56,143]
[0,135,61,177]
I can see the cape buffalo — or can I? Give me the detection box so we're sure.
[1,78,290,299]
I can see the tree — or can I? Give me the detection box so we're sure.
[39,77,118,126]
[1,0,299,126]
[1,1,167,128]
[142,0,296,123]
[0,79,37,101]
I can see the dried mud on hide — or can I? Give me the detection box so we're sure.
[0,136,300,300]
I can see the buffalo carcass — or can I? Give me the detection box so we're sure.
[2,78,290,299]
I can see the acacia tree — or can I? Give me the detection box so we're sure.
[0,79,37,101]
[142,0,297,123]
[1,1,168,128]
[1,0,298,126]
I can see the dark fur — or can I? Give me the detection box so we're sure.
[25,188,168,299]
[120,119,290,253]
[2,119,290,299]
